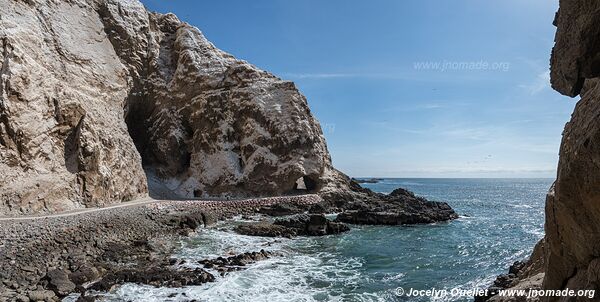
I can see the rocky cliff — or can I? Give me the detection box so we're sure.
[0,0,458,228]
[544,0,600,297]
[0,0,339,215]
[485,1,600,301]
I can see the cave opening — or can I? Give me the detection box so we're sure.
[123,90,180,200]
[294,176,317,192]
[124,93,152,166]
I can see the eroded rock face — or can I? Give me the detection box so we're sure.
[122,9,334,198]
[0,0,457,222]
[0,0,336,214]
[550,0,600,97]
[492,1,600,300]
[0,0,149,215]
[542,78,600,295]
[543,0,600,297]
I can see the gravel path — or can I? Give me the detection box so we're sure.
[0,198,156,221]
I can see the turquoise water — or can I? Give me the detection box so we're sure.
[78,178,552,302]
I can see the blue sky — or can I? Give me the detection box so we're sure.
[141,0,575,178]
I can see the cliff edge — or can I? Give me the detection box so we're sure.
[0,0,457,225]
[0,0,341,215]
[484,1,600,301]
[544,0,600,296]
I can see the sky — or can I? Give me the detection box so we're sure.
[141,0,576,178]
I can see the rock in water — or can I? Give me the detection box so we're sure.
[198,250,274,276]
[235,214,350,237]
[235,223,298,238]
[90,266,215,291]
[333,184,458,225]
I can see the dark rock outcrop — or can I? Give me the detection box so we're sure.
[235,214,350,237]
[334,185,458,225]
[198,250,274,276]
[275,214,350,236]
[46,269,76,297]
[90,266,215,291]
[235,223,298,238]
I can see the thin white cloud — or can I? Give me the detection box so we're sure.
[283,73,363,79]
[519,70,550,95]
[280,70,489,82]
[421,104,445,109]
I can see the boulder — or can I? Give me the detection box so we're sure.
[306,214,328,236]
[69,265,100,286]
[234,223,297,238]
[236,214,350,238]
[27,290,56,302]
[89,266,214,291]
[46,269,76,297]
[198,250,273,276]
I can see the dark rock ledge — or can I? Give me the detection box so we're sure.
[235,214,350,238]
[320,177,459,225]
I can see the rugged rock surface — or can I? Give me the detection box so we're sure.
[90,266,215,292]
[545,0,600,298]
[488,1,600,301]
[274,213,350,236]
[477,240,546,302]
[0,0,458,229]
[197,250,274,276]
[235,214,350,237]
[88,250,279,295]
[118,9,334,199]
[235,223,298,238]
[0,0,339,215]
[0,0,149,215]
[334,187,458,225]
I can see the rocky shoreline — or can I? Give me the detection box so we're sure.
[0,185,459,301]
[0,195,321,301]
[0,0,463,300]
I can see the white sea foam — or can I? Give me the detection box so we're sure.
[65,228,387,302]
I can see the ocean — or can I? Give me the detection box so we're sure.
[71,178,552,302]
